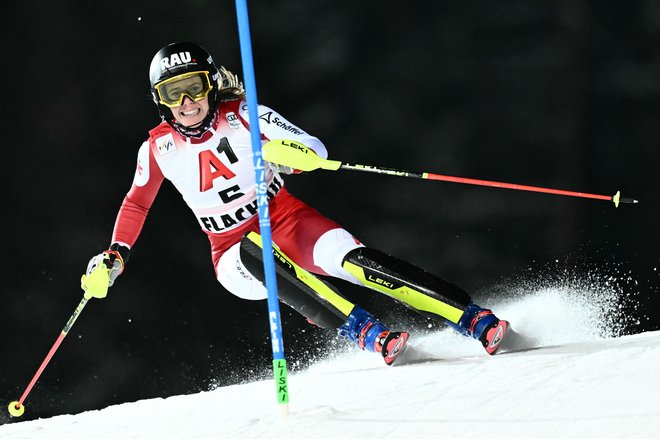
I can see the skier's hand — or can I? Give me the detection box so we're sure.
[267,162,300,175]
[263,139,340,172]
[81,247,127,299]
[217,66,244,96]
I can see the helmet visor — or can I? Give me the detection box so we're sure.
[155,71,214,108]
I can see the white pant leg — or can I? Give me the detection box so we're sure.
[216,228,363,299]
[215,242,267,300]
[312,228,364,285]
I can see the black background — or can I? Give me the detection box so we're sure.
[2,0,659,422]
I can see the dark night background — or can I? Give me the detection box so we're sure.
[2,0,659,422]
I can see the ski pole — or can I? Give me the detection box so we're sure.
[8,262,110,417]
[262,140,639,208]
[8,296,90,417]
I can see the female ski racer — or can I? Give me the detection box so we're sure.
[82,42,509,366]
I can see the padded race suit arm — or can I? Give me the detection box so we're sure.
[111,141,165,248]
[237,103,328,159]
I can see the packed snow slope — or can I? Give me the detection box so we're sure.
[1,286,658,438]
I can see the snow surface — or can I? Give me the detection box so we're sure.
[1,284,658,438]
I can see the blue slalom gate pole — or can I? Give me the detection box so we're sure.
[234,0,290,414]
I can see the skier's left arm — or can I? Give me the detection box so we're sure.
[250,104,327,174]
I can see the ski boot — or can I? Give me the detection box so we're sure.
[338,306,409,366]
[448,303,509,355]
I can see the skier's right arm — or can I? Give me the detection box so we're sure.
[82,141,164,299]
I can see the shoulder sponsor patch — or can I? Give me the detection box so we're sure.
[226,112,241,129]
[155,133,176,155]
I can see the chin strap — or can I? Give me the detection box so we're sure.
[170,109,217,138]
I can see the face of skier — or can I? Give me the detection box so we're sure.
[154,71,213,128]
[171,95,210,128]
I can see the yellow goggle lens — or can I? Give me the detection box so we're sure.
[155,71,214,108]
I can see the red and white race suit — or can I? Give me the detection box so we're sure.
[111,99,363,299]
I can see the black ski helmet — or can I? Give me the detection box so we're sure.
[149,42,220,137]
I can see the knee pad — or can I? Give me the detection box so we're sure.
[342,247,472,324]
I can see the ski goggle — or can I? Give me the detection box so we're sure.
[154,71,214,108]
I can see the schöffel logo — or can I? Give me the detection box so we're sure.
[160,52,192,71]
[259,111,304,135]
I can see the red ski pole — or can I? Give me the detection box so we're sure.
[8,262,110,417]
[8,296,90,417]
